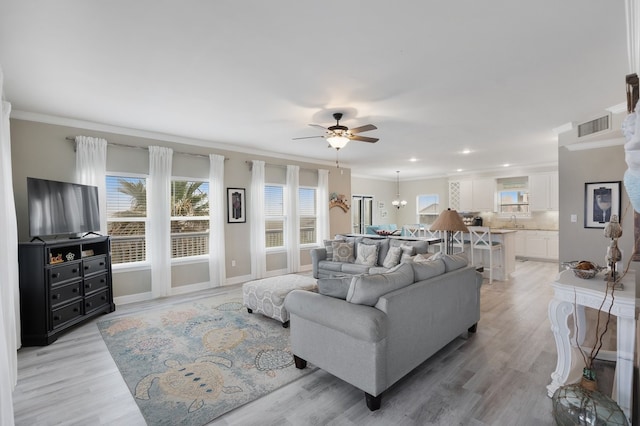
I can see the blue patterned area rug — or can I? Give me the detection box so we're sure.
[97,290,313,425]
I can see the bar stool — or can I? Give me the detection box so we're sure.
[468,226,501,283]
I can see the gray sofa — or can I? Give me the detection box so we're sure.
[285,253,482,410]
[311,235,434,279]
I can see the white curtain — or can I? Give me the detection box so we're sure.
[208,154,226,287]
[286,165,300,272]
[317,169,330,241]
[249,160,266,279]
[0,67,18,426]
[148,146,173,298]
[75,136,108,234]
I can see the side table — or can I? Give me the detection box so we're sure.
[547,269,637,423]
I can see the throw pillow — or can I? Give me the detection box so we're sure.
[400,244,415,263]
[317,276,352,299]
[346,263,415,306]
[413,253,433,263]
[355,243,378,266]
[362,237,390,266]
[382,246,402,268]
[323,239,338,259]
[332,241,355,263]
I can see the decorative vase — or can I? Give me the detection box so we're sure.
[552,376,628,425]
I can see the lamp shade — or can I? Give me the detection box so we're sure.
[430,208,469,232]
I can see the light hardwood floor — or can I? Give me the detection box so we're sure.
[14,261,562,425]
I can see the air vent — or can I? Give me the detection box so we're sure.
[578,115,610,138]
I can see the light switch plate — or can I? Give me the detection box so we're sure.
[570,214,577,223]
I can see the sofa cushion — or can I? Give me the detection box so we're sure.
[346,262,415,306]
[341,263,372,275]
[317,260,344,273]
[332,241,355,262]
[323,239,340,259]
[382,246,402,268]
[411,258,446,281]
[355,243,378,266]
[361,237,390,266]
[431,252,468,271]
[400,244,415,263]
[317,276,352,299]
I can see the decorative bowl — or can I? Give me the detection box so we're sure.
[561,261,604,279]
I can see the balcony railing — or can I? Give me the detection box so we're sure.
[110,232,209,264]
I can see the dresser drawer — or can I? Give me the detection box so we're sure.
[48,262,81,285]
[83,255,108,276]
[84,290,110,314]
[51,301,82,329]
[50,282,82,308]
[83,273,109,295]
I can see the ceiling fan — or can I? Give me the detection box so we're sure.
[293,112,379,150]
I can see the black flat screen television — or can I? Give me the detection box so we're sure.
[27,177,100,238]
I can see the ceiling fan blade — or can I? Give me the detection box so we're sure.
[308,124,328,130]
[292,135,326,140]
[349,124,377,134]
[350,135,379,143]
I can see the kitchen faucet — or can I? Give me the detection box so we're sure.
[510,214,523,228]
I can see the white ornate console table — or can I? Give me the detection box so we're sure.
[547,269,637,423]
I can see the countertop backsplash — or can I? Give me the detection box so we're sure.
[479,211,559,231]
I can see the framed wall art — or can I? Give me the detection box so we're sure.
[227,188,246,223]
[584,181,621,228]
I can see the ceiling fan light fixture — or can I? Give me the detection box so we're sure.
[327,135,350,149]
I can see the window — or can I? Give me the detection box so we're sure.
[265,185,284,248]
[106,175,147,265]
[299,187,316,245]
[497,177,530,216]
[417,194,440,226]
[170,179,209,259]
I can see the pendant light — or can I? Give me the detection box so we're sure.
[392,171,407,208]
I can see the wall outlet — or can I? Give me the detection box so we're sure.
[570,214,577,223]
[231,260,236,267]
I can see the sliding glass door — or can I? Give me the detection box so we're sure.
[352,195,373,234]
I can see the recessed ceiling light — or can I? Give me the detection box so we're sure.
[503,163,510,167]
[409,157,418,162]
[462,149,471,154]
[456,168,463,172]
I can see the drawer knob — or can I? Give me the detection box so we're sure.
[53,273,60,279]
[53,315,60,320]
[52,294,60,300]
[99,262,105,266]
[72,268,78,273]
[86,302,92,307]
[72,288,78,293]
[85,283,92,289]
[73,307,79,312]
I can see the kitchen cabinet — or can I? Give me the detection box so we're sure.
[451,178,496,212]
[515,230,559,261]
[529,173,559,211]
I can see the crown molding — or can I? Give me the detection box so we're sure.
[10,109,341,168]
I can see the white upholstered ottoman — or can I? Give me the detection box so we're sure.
[242,274,317,327]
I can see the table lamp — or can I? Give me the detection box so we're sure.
[430,208,469,254]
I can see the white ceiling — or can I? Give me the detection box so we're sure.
[0,1,630,180]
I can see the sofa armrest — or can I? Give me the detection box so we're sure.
[285,290,387,342]
[310,247,327,278]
